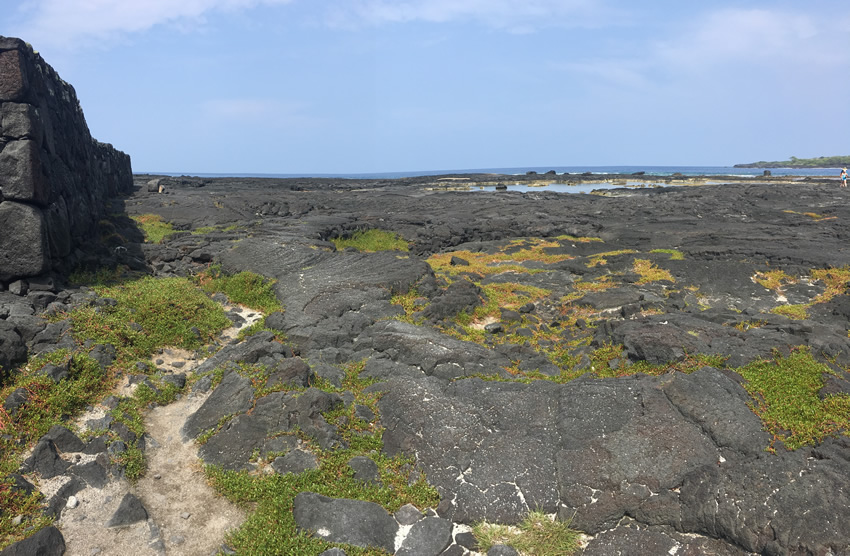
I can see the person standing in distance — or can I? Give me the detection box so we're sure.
[841,168,847,188]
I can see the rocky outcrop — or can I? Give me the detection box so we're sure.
[0,36,132,283]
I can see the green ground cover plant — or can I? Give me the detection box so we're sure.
[771,304,809,319]
[192,224,239,235]
[554,234,603,243]
[1,268,282,549]
[649,248,684,260]
[195,264,282,314]
[389,289,428,324]
[586,249,637,267]
[69,276,231,369]
[132,214,176,244]
[0,350,116,546]
[572,276,615,292]
[331,229,409,253]
[736,348,850,450]
[206,361,440,555]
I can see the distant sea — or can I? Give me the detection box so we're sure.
[148,166,841,180]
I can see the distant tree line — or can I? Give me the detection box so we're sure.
[735,155,850,168]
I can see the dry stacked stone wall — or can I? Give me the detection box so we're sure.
[0,36,132,283]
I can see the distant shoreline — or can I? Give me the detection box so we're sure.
[733,163,844,169]
[735,155,849,169]
[134,165,837,180]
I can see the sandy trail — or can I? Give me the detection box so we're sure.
[55,307,260,555]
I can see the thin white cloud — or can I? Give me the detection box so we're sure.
[656,8,849,74]
[325,0,621,30]
[554,7,850,96]
[200,98,321,129]
[9,0,293,48]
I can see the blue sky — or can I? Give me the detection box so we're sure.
[6,1,850,174]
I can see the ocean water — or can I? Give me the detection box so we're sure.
[150,166,841,180]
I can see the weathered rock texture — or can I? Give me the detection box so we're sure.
[0,36,132,282]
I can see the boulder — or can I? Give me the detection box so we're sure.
[420,278,483,321]
[23,439,69,479]
[292,492,398,552]
[106,493,148,528]
[182,371,255,440]
[0,201,48,280]
[42,425,85,453]
[0,526,65,556]
[271,449,318,474]
[395,516,453,556]
[199,413,270,471]
[0,320,26,375]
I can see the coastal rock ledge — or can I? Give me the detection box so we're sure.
[0,36,132,283]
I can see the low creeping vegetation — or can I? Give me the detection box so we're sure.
[1,266,282,550]
[754,270,796,293]
[770,266,850,320]
[195,263,282,314]
[132,214,176,244]
[206,361,440,555]
[331,229,409,253]
[649,248,684,260]
[68,276,232,367]
[737,348,850,451]
[633,259,675,285]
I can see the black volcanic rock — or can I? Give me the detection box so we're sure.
[0,36,132,282]
[293,492,398,552]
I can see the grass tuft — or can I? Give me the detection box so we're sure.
[473,510,581,555]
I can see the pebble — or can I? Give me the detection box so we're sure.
[11,515,22,526]
[90,549,102,555]
[154,473,162,480]
[66,496,79,509]
[181,512,191,519]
